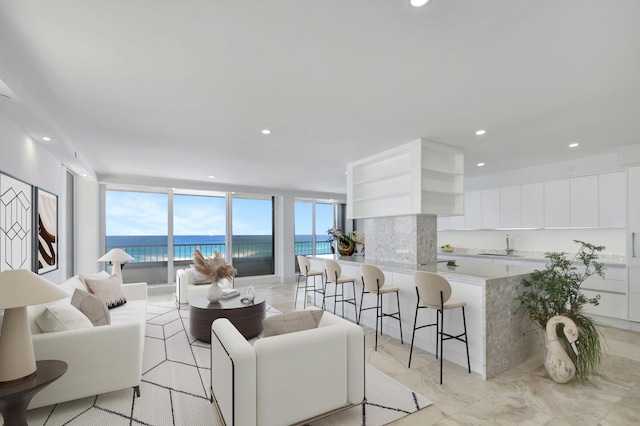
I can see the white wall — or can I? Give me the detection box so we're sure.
[74,178,101,274]
[0,113,67,282]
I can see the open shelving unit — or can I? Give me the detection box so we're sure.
[347,139,463,219]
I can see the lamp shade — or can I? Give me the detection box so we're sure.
[0,269,69,382]
[97,248,134,262]
[0,269,69,309]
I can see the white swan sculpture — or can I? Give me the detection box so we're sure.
[544,315,579,383]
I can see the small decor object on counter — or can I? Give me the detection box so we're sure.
[327,227,361,256]
[440,244,455,252]
[192,249,237,303]
[516,240,605,383]
[352,231,365,255]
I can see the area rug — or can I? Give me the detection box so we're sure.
[26,300,431,425]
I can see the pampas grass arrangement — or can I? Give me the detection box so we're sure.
[192,249,237,284]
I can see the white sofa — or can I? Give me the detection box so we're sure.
[210,309,365,426]
[28,274,148,409]
[176,267,231,304]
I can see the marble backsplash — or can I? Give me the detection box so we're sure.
[363,214,437,265]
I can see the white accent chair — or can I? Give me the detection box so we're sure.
[175,268,231,304]
[210,308,366,426]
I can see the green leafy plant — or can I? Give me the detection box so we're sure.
[516,240,606,382]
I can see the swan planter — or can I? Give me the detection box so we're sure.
[544,315,579,384]
[516,240,606,383]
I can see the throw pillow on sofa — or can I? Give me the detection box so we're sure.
[85,274,127,309]
[33,299,93,333]
[262,310,324,337]
[71,288,111,326]
[78,271,110,287]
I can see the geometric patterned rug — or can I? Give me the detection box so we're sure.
[26,300,431,425]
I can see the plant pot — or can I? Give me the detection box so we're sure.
[206,283,223,303]
[338,240,355,256]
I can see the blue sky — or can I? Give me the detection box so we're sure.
[106,191,334,236]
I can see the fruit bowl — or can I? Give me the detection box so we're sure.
[440,246,454,253]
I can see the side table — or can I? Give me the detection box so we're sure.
[0,360,67,426]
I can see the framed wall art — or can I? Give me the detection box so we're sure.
[0,172,33,271]
[36,187,58,274]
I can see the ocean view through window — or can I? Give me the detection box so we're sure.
[295,201,334,260]
[105,189,338,283]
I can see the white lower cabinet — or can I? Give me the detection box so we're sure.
[628,267,640,322]
[581,267,627,320]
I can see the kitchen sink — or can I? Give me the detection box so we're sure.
[478,253,522,257]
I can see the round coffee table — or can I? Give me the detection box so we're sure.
[190,294,266,342]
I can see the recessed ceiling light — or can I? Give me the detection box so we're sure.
[208,175,216,179]
[477,162,485,167]
[409,0,431,7]
[475,129,486,136]
[261,129,271,135]
[569,142,579,148]
[81,173,87,177]
[42,137,51,141]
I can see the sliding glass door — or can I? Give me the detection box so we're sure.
[231,195,274,277]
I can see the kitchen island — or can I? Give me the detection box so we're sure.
[308,254,542,380]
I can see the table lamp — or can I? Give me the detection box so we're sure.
[0,269,69,382]
[97,248,134,280]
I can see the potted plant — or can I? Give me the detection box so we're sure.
[327,227,356,256]
[192,249,237,303]
[516,240,606,383]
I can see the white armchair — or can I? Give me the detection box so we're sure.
[210,309,365,426]
[175,268,231,304]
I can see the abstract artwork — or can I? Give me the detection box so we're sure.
[0,172,33,271]
[37,187,58,274]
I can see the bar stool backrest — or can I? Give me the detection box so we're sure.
[297,255,312,275]
[413,271,452,309]
[324,259,342,281]
[361,264,385,293]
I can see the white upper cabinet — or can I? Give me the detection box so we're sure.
[481,188,501,229]
[500,185,521,228]
[570,175,599,227]
[464,191,482,229]
[598,171,626,227]
[544,179,571,227]
[521,182,544,228]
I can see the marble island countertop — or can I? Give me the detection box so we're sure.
[310,254,537,285]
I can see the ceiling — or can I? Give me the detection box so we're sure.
[0,0,639,195]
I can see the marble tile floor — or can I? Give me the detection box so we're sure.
[151,280,640,425]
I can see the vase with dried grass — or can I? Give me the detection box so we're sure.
[192,249,237,303]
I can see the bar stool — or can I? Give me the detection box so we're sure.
[295,255,324,309]
[358,264,403,351]
[408,271,470,384]
[323,259,358,321]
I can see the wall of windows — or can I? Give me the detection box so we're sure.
[105,189,275,283]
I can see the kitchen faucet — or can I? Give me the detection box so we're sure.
[505,234,514,255]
